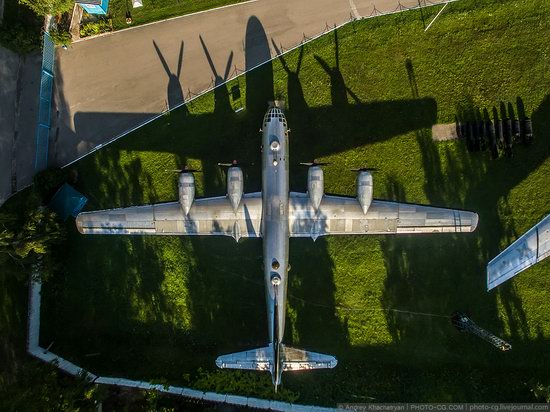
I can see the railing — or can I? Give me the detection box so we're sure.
[35,32,55,172]
[27,271,337,411]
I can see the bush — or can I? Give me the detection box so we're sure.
[33,168,68,203]
[79,19,111,38]
[18,0,74,17]
[0,206,65,282]
[49,28,72,46]
[0,24,41,53]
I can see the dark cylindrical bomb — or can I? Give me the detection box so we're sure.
[460,122,467,140]
[467,122,475,151]
[512,118,521,140]
[504,118,513,158]
[497,119,504,146]
[488,120,495,139]
[523,117,533,144]
[504,118,513,148]
[456,121,465,139]
[471,121,480,151]
[479,120,487,150]
[487,121,497,159]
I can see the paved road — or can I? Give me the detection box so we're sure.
[53,0,442,167]
[0,46,19,206]
[0,46,41,207]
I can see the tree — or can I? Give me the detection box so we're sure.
[18,0,74,17]
[0,214,18,265]
[10,208,63,260]
[0,361,105,410]
[0,208,65,281]
[529,380,550,403]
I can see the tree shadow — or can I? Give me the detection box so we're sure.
[40,151,178,377]
[379,60,550,372]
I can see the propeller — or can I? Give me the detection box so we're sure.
[350,167,378,172]
[218,160,253,168]
[299,160,330,167]
[165,166,201,173]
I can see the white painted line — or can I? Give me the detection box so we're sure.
[74,0,260,43]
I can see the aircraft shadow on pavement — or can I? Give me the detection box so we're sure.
[46,16,549,399]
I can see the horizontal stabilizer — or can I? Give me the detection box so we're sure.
[216,346,272,371]
[216,345,337,372]
[281,345,337,371]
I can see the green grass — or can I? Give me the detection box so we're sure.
[106,0,246,30]
[30,0,550,404]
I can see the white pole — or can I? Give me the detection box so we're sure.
[425,2,448,31]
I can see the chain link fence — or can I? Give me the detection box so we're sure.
[65,0,456,167]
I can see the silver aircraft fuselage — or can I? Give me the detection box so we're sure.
[261,105,289,386]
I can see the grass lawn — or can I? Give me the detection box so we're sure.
[32,0,550,404]
[106,0,247,31]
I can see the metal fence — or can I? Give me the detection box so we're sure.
[64,0,457,168]
[35,32,55,172]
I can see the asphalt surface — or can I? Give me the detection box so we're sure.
[52,0,439,166]
[0,46,41,206]
[0,46,19,206]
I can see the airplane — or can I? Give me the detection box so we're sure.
[75,101,479,390]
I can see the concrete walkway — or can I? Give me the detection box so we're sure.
[53,0,443,167]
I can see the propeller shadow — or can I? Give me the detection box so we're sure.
[152,40,186,111]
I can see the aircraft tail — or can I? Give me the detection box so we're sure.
[215,344,337,372]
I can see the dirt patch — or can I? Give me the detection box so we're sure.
[432,123,458,141]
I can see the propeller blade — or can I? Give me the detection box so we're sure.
[218,159,244,168]
[165,167,201,173]
[350,167,378,172]
[299,160,330,167]
[218,160,254,167]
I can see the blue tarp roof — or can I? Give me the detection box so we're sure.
[48,183,88,221]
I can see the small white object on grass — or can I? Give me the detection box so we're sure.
[133,0,143,8]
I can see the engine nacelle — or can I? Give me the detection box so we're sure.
[178,172,195,215]
[227,166,243,211]
[307,166,324,210]
[356,171,373,214]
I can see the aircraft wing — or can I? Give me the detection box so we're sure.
[76,193,262,240]
[487,214,550,291]
[288,193,478,239]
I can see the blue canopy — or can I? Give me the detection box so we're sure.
[48,183,88,221]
